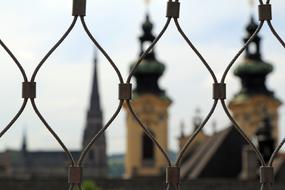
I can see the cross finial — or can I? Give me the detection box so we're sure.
[144,0,151,13]
[145,0,151,5]
[249,0,255,7]
[180,120,185,137]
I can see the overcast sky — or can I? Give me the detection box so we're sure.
[0,0,284,155]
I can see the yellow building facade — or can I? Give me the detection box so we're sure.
[125,95,171,177]
[229,17,282,143]
[124,15,171,178]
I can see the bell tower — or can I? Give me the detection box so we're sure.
[229,16,282,143]
[124,14,171,178]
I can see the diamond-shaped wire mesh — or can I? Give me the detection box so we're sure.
[0,0,284,189]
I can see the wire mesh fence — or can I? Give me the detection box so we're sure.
[0,0,284,189]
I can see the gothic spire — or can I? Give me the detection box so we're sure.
[22,128,27,153]
[89,50,102,116]
[82,50,107,177]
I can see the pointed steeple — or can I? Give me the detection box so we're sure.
[82,50,107,177]
[22,128,27,153]
[192,108,202,132]
[89,50,102,117]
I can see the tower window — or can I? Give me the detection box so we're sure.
[142,133,155,167]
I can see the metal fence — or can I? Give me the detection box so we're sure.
[0,0,284,190]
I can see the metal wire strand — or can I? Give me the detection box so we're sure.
[173,19,218,83]
[269,138,285,166]
[127,18,171,83]
[0,99,28,138]
[166,184,180,190]
[30,99,75,166]
[167,184,170,190]
[221,21,264,83]
[31,16,78,82]
[78,100,124,165]
[80,16,124,84]
[175,100,218,166]
[261,183,273,190]
[68,183,74,190]
[220,99,266,166]
[267,21,285,48]
[0,39,28,82]
[126,100,172,166]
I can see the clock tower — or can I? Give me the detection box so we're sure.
[124,14,171,178]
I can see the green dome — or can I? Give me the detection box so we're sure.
[130,59,165,76]
[234,59,273,77]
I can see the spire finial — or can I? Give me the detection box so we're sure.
[144,0,151,15]
[193,108,202,131]
[22,127,27,153]
[249,0,255,7]
[94,48,98,64]
[145,0,151,6]
[180,121,185,137]
[249,0,255,15]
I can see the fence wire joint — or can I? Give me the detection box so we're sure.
[73,0,86,16]
[119,83,132,100]
[166,166,180,185]
[259,4,272,21]
[260,166,274,184]
[213,83,226,100]
[166,1,180,18]
[68,166,82,184]
[22,82,36,99]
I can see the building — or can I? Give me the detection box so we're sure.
[178,15,284,180]
[124,14,172,178]
[0,7,285,190]
[0,53,107,178]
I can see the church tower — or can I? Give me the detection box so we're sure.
[229,16,282,143]
[124,15,171,178]
[82,52,107,177]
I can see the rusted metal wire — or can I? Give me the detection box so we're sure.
[0,0,284,189]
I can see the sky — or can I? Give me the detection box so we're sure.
[0,0,284,155]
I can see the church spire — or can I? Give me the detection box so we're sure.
[22,128,27,153]
[233,16,274,96]
[244,16,262,60]
[131,14,168,97]
[82,50,107,177]
[89,50,102,115]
